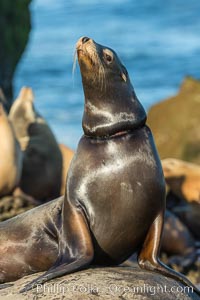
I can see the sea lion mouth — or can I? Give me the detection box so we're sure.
[76,36,92,53]
[76,37,103,69]
[76,37,107,90]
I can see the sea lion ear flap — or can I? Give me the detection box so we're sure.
[18,86,34,103]
[121,65,128,82]
[121,73,127,82]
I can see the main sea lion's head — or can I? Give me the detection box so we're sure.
[76,37,146,137]
[76,37,130,87]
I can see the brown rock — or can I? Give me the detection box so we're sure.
[0,195,35,222]
[147,77,200,164]
[0,267,199,300]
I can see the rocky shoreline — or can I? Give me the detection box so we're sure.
[0,266,199,300]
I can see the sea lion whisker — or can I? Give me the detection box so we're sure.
[72,50,78,88]
[72,50,77,77]
[97,62,106,91]
[83,45,106,90]
[101,65,105,90]
[98,66,103,90]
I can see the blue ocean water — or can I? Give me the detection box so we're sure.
[14,0,200,149]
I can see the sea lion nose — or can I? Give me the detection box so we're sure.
[82,37,90,44]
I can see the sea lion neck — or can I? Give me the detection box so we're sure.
[76,37,147,137]
[82,80,146,138]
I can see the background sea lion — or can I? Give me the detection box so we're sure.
[162,158,200,240]
[125,210,197,272]
[161,210,197,270]
[0,38,199,295]
[172,203,200,241]
[162,158,200,204]
[0,89,22,197]
[9,87,63,201]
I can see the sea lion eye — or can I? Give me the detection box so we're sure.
[105,54,112,62]
[103,50,113,64]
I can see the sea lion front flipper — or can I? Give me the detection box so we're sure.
[20,202,94,293]
[138,209,200,295]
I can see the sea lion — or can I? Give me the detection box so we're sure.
[124,210,197,271]
[162,158,200,240]
[161,210,197,270]
[0,38,199,295]
[162,158,200,204]
[0,89,23,197]
[165,191,200,241]
[9,87,63,201]
[59,144,74,195]
[0,196,63,283]
[172,203,200,241]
